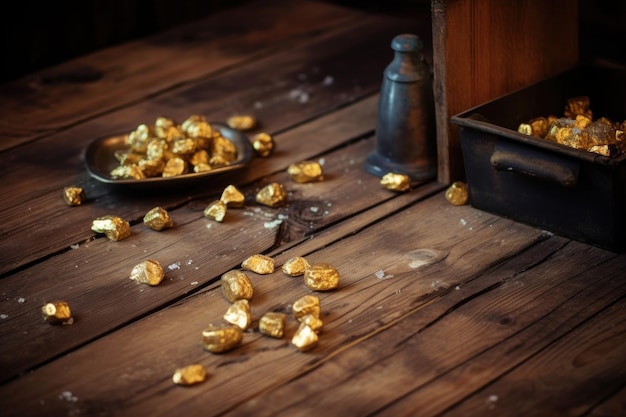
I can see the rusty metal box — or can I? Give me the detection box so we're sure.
[451,65,626,252]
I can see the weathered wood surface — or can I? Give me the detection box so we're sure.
[0,0,363,150]
[0,7,426,275]
[1,2,625,417]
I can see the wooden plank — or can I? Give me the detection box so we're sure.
[442,291,626,416]
[430,0,579,183]
[0,0,363,150]
[0,192,551,416]
[0,131,429,383]
[224,242,626,417]
[0,7,427,274]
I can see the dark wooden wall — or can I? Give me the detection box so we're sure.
[0,0,622,85]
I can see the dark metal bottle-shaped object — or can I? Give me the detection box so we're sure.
[365,33,437,181]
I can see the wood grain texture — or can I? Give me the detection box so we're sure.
[0,0,362,151]
[0,8,427,274]
[0,192,555,417]
[431,0,579,183]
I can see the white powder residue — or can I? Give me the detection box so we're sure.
[191,281,198,286]
[318,158,325,166]
[289,88,309,103]
[460,218,467,226]
[168,262,181,271]
[186,259,193,266]
[0,314,8,319]
[70,244,79,250]
[374,269,394,280]
[264,219,283,229]
[431,280,448,291]
[323,75,334,86]
[59,391,78,402]
[17,297,25,303]
[310,206,319,213]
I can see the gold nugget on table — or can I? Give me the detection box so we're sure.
[220,185,245,208]
[224,299,252,330]
[380,172,411,192]
[282,256,310,277]
[143,207,174,231]
[201,323,244,353]
[300,313,323,333]
[42,301,73,325]
[221,270,254,302]
[172,364,207,386]
[63,186,86,206]
[204,200,227,222]
[291,323,318,352]
[304,263,340,291]
[252,132,274,157]
[227,114,257,131]
[292,294,320,320]
[445,181,469,206]
[129,259,165,286]
[256,182,287,207]
[91,215,131,241]
[241,254,275,274]
[259,312,287,338]
[288,161,324,183]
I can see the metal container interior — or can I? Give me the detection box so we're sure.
[451,65,626,252]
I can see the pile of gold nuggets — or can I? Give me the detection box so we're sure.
[109,115,258,180]
[518,96,625,158]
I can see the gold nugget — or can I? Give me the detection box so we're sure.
[256,183,287,207]
[42,301,73,325]
[162,157,188,177]
[91,215,131,241]
[143,207,174,231]
[110,164,145,180]
[252,132,274,157]
[292,294,320,320]
[63,186,86,206]
[291,323,318,352]
[241,254,275,274]
[564,96,593,119]
[221,270,254,302]
[227,115,257,131]
[282,256,310,277]
[204,200,227,222]
[380,172,411,192]
[138,158,165,177]
[300,313,323,333]
[304,263,340,291]
[172,364,207,386]
[259,312,287,338]
[201,323,243,353]
[445,181,469,206]
[288,161,324,183]
[129,259,165,286]
[221,185,245,208]
[210,135,238,163]
[223,299,252,330]
[126,123,152,153]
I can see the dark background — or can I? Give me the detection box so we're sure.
[0,0,622,85]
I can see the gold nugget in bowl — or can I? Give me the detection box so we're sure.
[85,116,255,189]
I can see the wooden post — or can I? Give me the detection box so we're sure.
[431,0,579,184]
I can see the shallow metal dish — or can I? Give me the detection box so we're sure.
[85,123,255,188]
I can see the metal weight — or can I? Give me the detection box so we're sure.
[364,33,437,181]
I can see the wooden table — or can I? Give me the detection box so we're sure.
[1,1,625,416]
